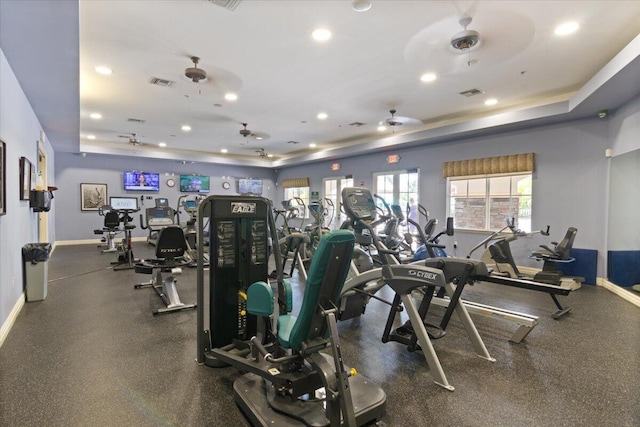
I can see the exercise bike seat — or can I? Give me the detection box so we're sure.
[531,227,577,261]
[134,226,189,273]
[94,210,120,234]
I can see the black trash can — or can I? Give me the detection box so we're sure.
[22,243,52,301]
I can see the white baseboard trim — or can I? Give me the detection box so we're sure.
[54,237,147,246]
[596,278,640,308]
[0,293,25,349]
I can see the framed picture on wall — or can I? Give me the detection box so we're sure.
[80,183,107,211]
[0,140,6,215]
[19,156,32,200]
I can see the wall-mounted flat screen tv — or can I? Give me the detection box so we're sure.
[238,178,263,195]
[180,175,210,193]
[123,171,160,191]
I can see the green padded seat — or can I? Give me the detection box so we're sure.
[246,281,274,317]
[277,229,355,351]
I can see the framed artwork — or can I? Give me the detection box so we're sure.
[0,140,6,215]
[81,183,107,211]
[19,156,32,200]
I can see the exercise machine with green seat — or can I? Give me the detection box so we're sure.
[196,196,386,426]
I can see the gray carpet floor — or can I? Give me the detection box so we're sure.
[1,242,639,426]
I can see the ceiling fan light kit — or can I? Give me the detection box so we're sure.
[451,16,480,51]
[184,56,207,83]
[351,0,372,12]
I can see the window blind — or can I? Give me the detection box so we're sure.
[443,153,535,178]
[282,177,310,188]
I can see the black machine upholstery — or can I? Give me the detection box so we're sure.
[134,226,194,315]
[154,226,187,261]
[532,227,577,261]
[94,210,120,234]
[103,211,120,229]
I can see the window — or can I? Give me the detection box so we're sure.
[283,186,309,218]
[448,173,532,232]
[373,169,419,233]
[323,176,353,228]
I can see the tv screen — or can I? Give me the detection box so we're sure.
[180,175,210,193]
[239,179,263,195]
[123,171,160,191]
[109,197,139,211]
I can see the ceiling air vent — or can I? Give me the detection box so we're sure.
[127,118,146,124]
[204,0,242,11]
[349,122,366,127]
[287,141,300,145]
[459,88,485,97]
[149,77,175,87]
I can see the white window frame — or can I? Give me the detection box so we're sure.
[323,176,354,229]
[447,173,532,232]
[373,169,419,233]
[283,186,310,219]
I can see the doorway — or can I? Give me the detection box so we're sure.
[37,147,48,243]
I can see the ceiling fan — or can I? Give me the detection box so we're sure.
[239,123,270,142]
[184,56,207,83]
[383,109,422,128]
[255,148,273,159]
[118,132,144,146]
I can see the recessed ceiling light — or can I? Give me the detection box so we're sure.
[255,136,263,140]
[221,148,228,153]
[224,93,238,101]
[89,112,102,120]
[377,126,387,132]
[420,73,437,83]
[310,143,317,148]
[158,142,167,147]
[267,154,274,158]
[87,134,96,140]
[181,125,192,132]
[317,112,328,120]
[312,28,332,42]
[95,66,112,75]
[352,0,372,12]
[554,21,579,36]
[484,98,498,106]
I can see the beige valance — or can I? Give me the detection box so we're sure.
[443,153,535,178]
[282,177,310,188]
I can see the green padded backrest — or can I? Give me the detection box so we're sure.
[281,279,293,313]
[285,229,355,351]
[246,281,274,317]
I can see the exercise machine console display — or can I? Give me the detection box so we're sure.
[342,187,376,222]
[110,196,139,211]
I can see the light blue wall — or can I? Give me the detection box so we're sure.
[0,49,54,330]
[610,96,640,156]
[608,149,640,250]
[276,116,612,275]
[54,153,277,240]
